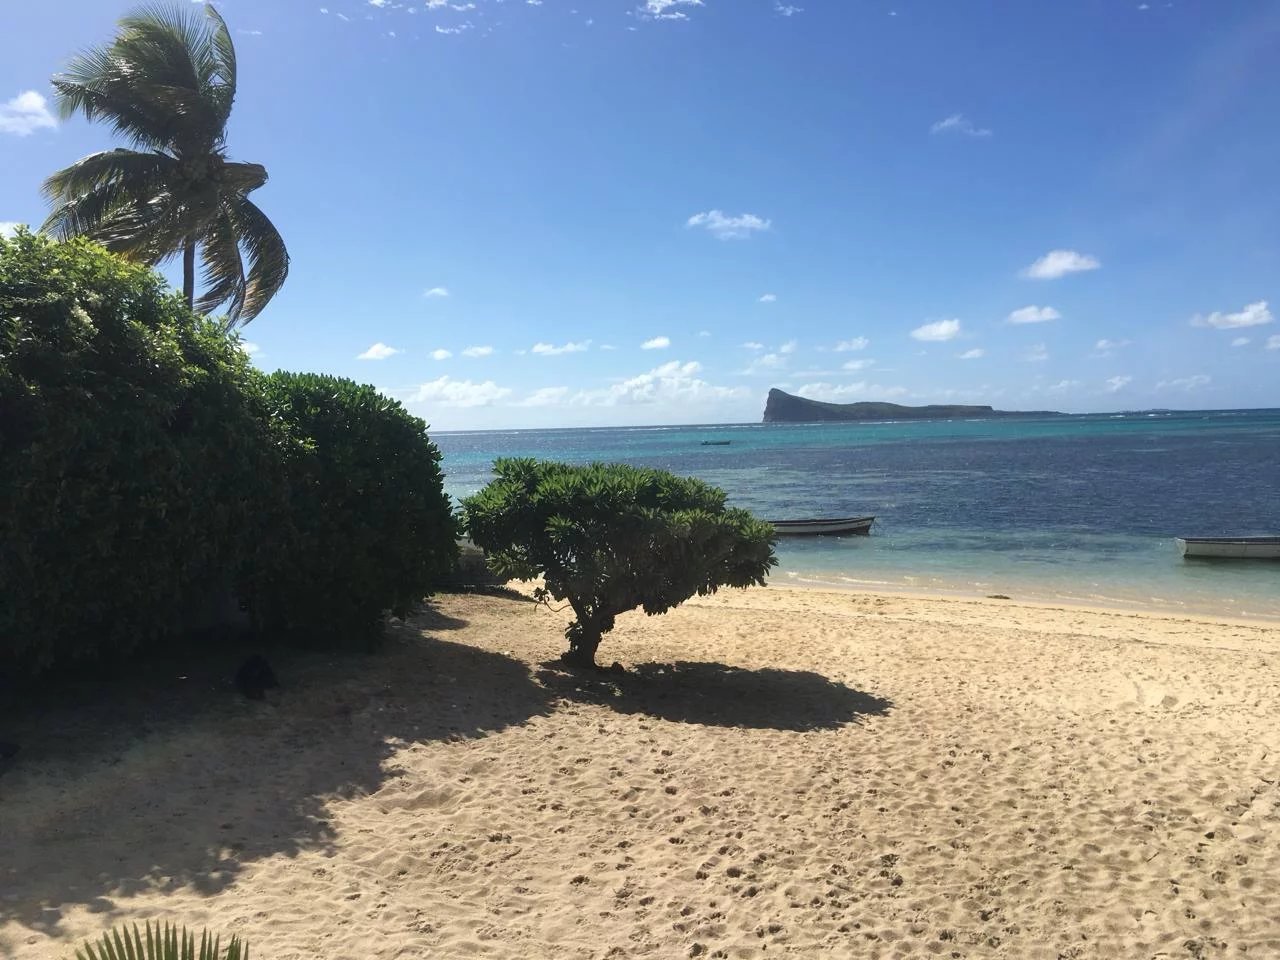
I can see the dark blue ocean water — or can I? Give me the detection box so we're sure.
[434,410,1280,619]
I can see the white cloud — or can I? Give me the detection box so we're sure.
[573,360,746,407]
[1105,375,1132,393]
[423,286,450,298]
[600,344,618,351]
[1156,374,1211,392]
[532,340,590,356]
[697,330,711,337]
[743,353,786,375]
[1191,300,1272,330]
[1095,338,1130,351]
[958,348,985,359]
[910,318,961,342]
[686,210,771,240]
[641,335,671,350]
[1007,305,1061,324]
[640,0,703,20]
[741,341,765,351]
[795,382,909,402]
[368,0,389,6]
[238,341,261,356]
[436,22,473,33]
[842,358,875,371]
[461,345,494,358]
[835,337,870,352]
[1023,343,1049,363]
[0,91,57,136]
[1047,379,1081,393]
[409,377,512,408]
[779,339,797,354]
[357,342,401,360]
[516,386,570,407]
[1022,249,1101,280]
[1231,337,1250,347]
[431,348,453,360]
[930,113,991,137]
[775,2,803,14]
[1267,335,1280,351]
[758,293,777,303]
[0,222,22,238]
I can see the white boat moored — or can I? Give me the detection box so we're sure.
[1176,536,1280,560]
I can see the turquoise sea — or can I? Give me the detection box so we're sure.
[434,410,1280,620]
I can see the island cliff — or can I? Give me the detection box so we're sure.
[762,388,1058,423]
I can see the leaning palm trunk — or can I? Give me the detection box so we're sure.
[183,238,196,310]
[41,3,288,326]
[73,922,247,960]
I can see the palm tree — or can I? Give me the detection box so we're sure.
[42,3,287,326]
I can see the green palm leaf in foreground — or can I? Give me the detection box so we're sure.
[42,3,287,326]
[73,922,247,960]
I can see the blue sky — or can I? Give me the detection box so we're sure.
[3,1,1279,429]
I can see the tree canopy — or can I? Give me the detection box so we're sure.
[464,459,777,667]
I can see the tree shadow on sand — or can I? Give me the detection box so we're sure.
[0,603,550,937]
[535,660,892,732]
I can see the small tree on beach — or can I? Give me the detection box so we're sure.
[42,3,288,325]
[463,459,777,668]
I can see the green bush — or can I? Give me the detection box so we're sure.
[0,231,281,673]
[245,372,458,649]
[72,921,246,960]
[463,459,777,666]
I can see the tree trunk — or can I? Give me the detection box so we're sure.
[562,627,602,669]
[562,605,613,669]
[182,239,196,311]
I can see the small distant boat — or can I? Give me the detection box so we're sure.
[1176,536,1280,560]
[770,516,875,536]
[700,440,732,446]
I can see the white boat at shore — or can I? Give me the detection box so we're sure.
[1176,536,1280,560]
[770,516,875,536]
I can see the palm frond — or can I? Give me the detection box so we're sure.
[53,4,233,152]
[52,48,177,151]
[203,5,238,126]
[41,150,186,259]
[221,195,289,325]
[42,149,177,205]
[195,202,247,320]
[220,161,267,194]
[72,922,247,960]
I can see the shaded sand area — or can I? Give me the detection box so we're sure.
[3,588,1279,959]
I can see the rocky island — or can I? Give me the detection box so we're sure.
[762,388,1059,423]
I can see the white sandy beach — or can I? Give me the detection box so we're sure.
[2,586,1278,959]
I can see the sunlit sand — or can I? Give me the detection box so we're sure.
[3,587,1278,959]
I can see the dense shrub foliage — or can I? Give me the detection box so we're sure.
[0,231,280,672]
[464,459,777,666]
[2,233,457,674]
[246,372,458,649]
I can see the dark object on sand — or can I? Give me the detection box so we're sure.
[235,655,280,700]
[0,741,19,760]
